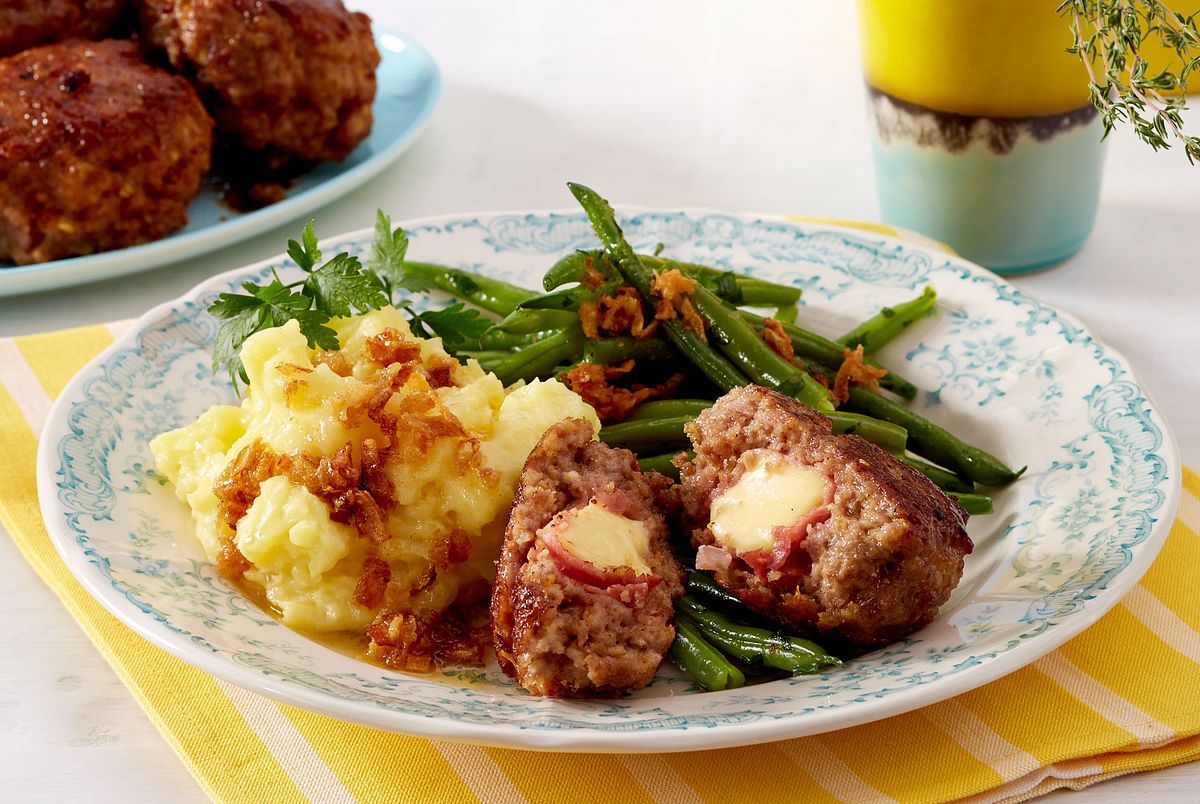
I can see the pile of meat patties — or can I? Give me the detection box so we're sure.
[492,385,973,698]
[0,0,379,265]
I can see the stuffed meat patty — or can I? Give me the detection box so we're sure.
[492,418,684,697]
[677,385,972,650]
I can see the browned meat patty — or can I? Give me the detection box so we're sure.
[677,385,972,650]
[0,39,213,265]
[492,418,684,697]
[139,0,379,166]
[0,1,127,57]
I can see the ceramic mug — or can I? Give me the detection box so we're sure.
[857,0,1105,274]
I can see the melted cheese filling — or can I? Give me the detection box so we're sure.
[709,451,827,553]
[556,501,653,576]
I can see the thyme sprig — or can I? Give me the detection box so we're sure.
[1060,0,1200,162]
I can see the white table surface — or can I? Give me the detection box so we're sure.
[2,2,1197,801]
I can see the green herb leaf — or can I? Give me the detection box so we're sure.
[250,278,340,351]
[369,209,410,296]
[209,277,335,394]
[211,290,269,390]
[209,219,396,394]
[287,221,322,272]
[302,252,389,318]
[406,302,492,351]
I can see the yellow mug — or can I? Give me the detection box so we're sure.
[857,0,1106,273]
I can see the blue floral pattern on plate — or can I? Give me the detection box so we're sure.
[36,209,1180,751]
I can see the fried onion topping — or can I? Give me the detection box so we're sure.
[833,344,889,404]
[560,360,683,422]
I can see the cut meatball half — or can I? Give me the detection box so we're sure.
[0,39,213,265]
[677,385,972,650]
[138,0,379,167]
[491,418,684,697]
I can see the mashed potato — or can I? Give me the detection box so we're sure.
[152,307,598,667]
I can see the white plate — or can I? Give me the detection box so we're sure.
[37,208,1181,751]
[0,31,439,298]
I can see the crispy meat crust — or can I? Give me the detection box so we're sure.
[0,0,127,57]
[139,0,379,165]
[0,39,212,264]
[491,418,684,697]
[678,385,972,650]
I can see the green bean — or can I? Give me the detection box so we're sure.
[541,250,620,290]
[670,617,746,691]
[566,182,750,391]
[518,275,623,313]
[665,324,752,391]
[741,285,802,308]
[676,597,842,674]
[582,337,675,366]
[900,456,975,494]
[516,286,587,311]
[490,327,584,386]
[477,329,551,350]
[627,399,713,421]
[838,286,937,355]
[773,303,799,324]
[825,411,908,454]
[693,284,833,411]
[399,261,537,316]
[683,571,798,632]
[685,571,757,616]
[740,310,918,401]
[493,307,578,334]
[949,492,995,516]
[680,264,746,305]
[457,350,512,370]
[598,416,692,453]
[637,452,687,480]
[620,405,906,455]
[845,387,1022,486]
[542,251,591,289]
[643,258,801,306]
[642,256,803,307]
[567,184,844,413]
[642,256,735,284]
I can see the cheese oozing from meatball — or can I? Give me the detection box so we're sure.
[709,451,827,553]
[554,501,653,575]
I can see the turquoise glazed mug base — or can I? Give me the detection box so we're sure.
[868,90,1105,275]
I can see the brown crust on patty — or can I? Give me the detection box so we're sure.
[678,385,971,650]
[0,0,127,57]
[0,38,212,264]
[138,0,379,165]
[492,418,684,697]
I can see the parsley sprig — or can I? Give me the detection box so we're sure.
[403,301,492,350]
[368,209,410,298]
[209,211,498,394]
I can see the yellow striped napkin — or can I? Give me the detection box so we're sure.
[2,314,1198,801]
[4,324,1200,803]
